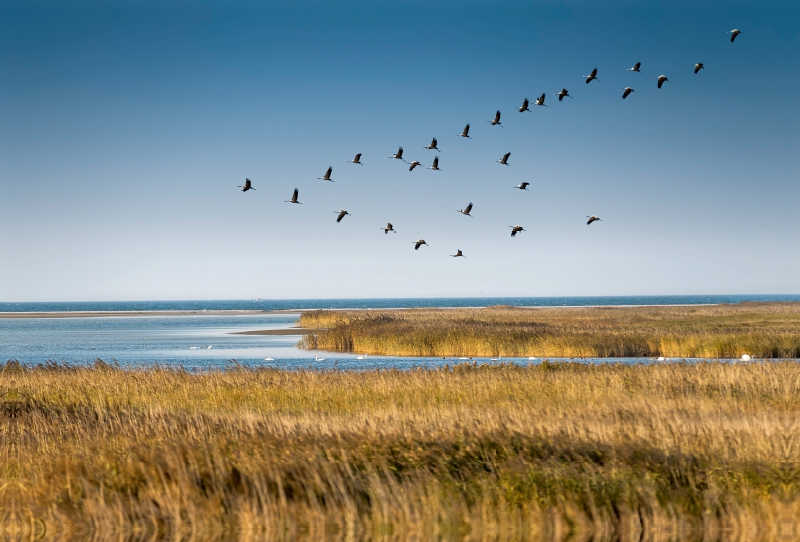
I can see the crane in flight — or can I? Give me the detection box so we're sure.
[729,29,741,42]
[335,210,350,223]
[284,188,301,204]
[450,249,466,258]
[458,124,472,138]
[423,138,440,152]
[318,167,333,182]
[518,98,531,112]
[586,215,602,225]
[514,182,530,191]
[408,161,423,171]
[497,152,511,166]
[457,202,473,217]
[621,87,634,99]
[534,93,547,107]
[627,62,642,72]
[693,63,705,74]
[428,156,440,171]
[389,147,405,161]
[656,75,670,88]
[487,110,502,126]
[413,239,429,250]
[348,153,363,165]
[238,179,255,192]
[381,223,396,234]
[583,67,599,84]
[555,89,572,101]
[509,225,525,237]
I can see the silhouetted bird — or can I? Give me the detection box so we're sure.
[318,167,333,182]
[335,210,350,223]
[583,67,599,84]
[413,239,428,250]
[509,225,525,237]
[497,152,511,166]
[586,215,602,225]
[424,138,440,152]
[693,63,705,74]
[348,153,363,165]
[238,179,255,192]
[621,87,634,99]
[451,249,466,258]
[284,188,301,204]
[457,202,473,217]
[515,182,530,190]
[458,124,472,138]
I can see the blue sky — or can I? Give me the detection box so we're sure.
[1,0,798,301]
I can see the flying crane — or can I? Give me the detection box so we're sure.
[487,110,502,126]
[238,179,255,192]
[317,167,333,182]
[457,202,473,217]
[335,210,350,223]
[284,188,301,204]
[423,138,440,152]
[583,67,599,83]
[497,152,511,166]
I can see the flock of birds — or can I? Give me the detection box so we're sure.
[237,29,743,259]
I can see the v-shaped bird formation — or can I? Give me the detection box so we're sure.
[239,30,744,259]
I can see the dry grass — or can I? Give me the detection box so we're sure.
[1,360,799,541]
[298,303,800,358]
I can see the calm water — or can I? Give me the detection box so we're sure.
[2,296,797,369]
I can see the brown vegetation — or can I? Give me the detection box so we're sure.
[1,360,799,540]
[298,303,800,358]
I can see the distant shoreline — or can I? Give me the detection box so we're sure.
[0,310,287,319]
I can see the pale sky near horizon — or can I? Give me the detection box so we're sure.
[1,0,799,302]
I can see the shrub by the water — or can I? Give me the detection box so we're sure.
[299,303,800,358]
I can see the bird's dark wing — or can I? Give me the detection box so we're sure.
[387,223,393,229]
[539,93,546,103]
[495,110,501,122]
[432,157,438,167]
[292,188,298,200]
[464,124,470,135]
[465,203,473,214]
[622,89,631,98]
[354,153,361,161]
[522,98,528,109]
[326,167,332,177]
[731,33,736,42]
[634,62,641,70]
[244,179,251,188]
[658,79,663,88]
[503,152,511,162]
[337,211,345,222]
[591,68,597,78]
[511,229,517,237]
[415,241,421,250]
[521,182,529,188]
[431,137,437,147]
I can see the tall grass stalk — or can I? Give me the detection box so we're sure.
[299,303,800,358]
[1,360,799,540]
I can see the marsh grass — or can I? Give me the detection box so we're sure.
[299,303,800,358]
[1,360,799,540]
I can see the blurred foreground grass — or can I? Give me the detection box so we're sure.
[1,360,799,540]
[299,303,800,358]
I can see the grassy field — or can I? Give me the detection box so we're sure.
[1,360,798,541]
[298,303,800,358]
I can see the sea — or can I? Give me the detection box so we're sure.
[2,295,798,369]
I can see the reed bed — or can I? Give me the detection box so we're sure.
[298,303,800,358]
[1,360,799,541]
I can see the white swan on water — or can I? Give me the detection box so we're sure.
[315,354,325,361]
[356,353,368,360]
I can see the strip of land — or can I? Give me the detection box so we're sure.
[0,310,279,318]
[2,360,797,540]
[299,302,800,358]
